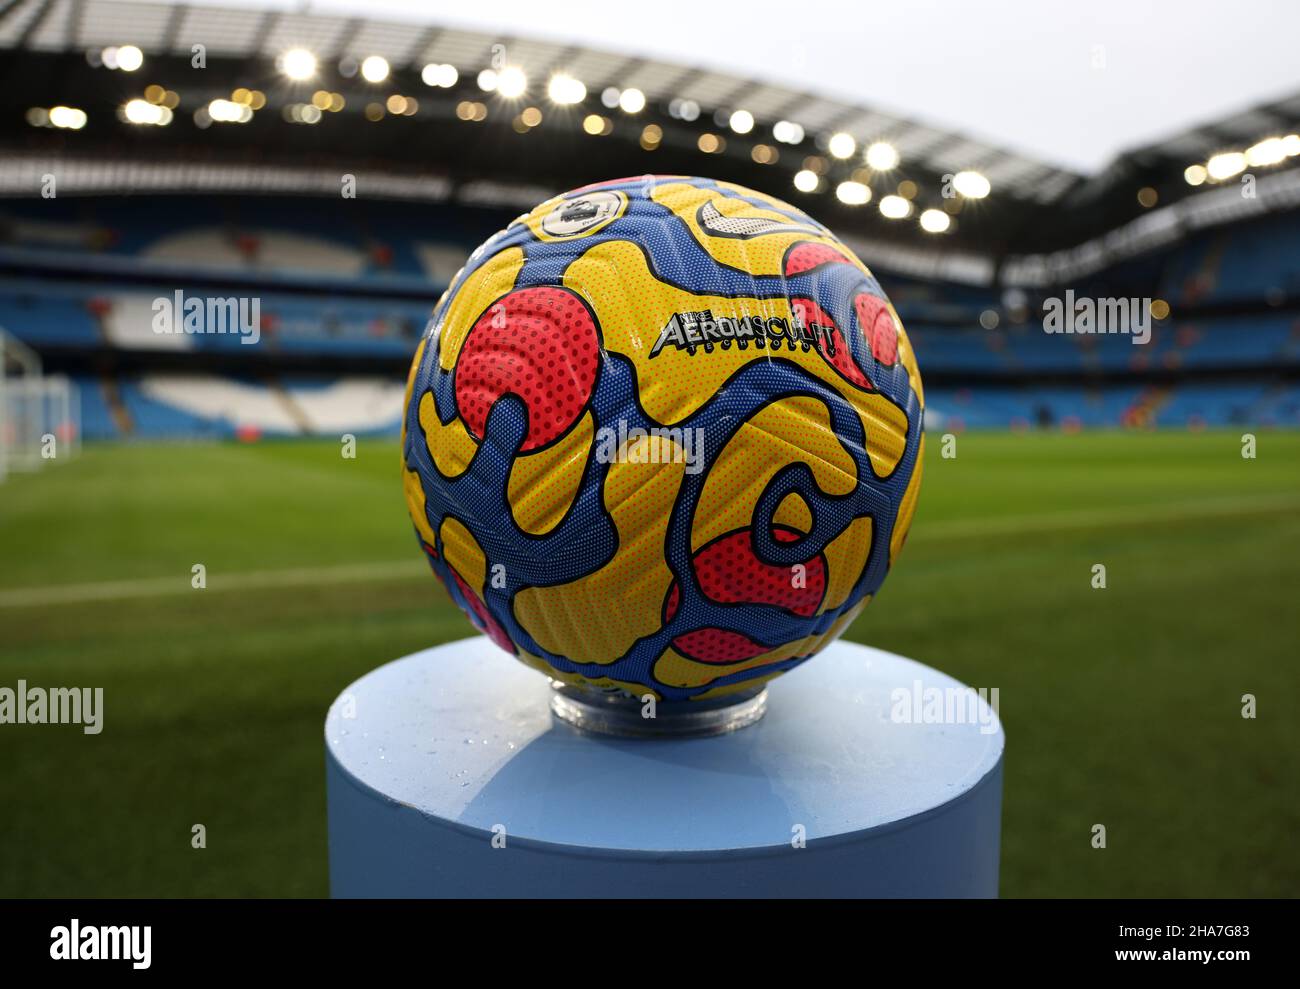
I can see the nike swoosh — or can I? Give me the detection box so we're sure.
[697,199,821,239]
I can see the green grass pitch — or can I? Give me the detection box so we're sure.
[1,431,1297,896]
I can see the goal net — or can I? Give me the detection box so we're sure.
[0,329,80,483]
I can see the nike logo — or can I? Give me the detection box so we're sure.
[696,199,821,239]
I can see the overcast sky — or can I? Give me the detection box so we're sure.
[181,0,1299,172]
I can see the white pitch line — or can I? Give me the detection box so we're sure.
[1,492,1297,609]
[0,559,427,609]
[912,491,1300,542]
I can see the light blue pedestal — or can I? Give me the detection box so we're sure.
[325,637,1004,897]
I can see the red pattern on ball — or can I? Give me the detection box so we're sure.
[666,526,826,622]
[854,293,899,366]
[671,627,775,664]
[784,242,852,277]
[664,525,826,664]
[455,286,599,451]
[449,569,515,654]
[791,297,873,389]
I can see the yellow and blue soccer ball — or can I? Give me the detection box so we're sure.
[402,176,924,701]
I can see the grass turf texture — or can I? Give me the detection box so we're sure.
[1,431,1297,897]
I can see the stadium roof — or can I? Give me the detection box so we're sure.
[1,0,1297,273]
[0,0,1084,206]
[1133,91,1300,171]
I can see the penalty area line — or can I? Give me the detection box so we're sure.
[0,559,427,609]
[913,491,1300,543]
[2,493,1296,608]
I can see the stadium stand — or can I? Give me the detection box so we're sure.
[70,372,407,440]
[3,189,1298,437]
[0,288,102,346]
[0,196,490,286]
[1158,211,1300,306]
[69,374,119,439]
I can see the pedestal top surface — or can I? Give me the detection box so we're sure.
[325,637,1004,853]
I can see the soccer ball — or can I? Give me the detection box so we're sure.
[402,176,924,702]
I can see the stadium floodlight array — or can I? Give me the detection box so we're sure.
[0,329,80,482]
[1,0,1090,229]
[1185,135,1300,186]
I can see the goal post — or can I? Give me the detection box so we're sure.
[0,328,81,481]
